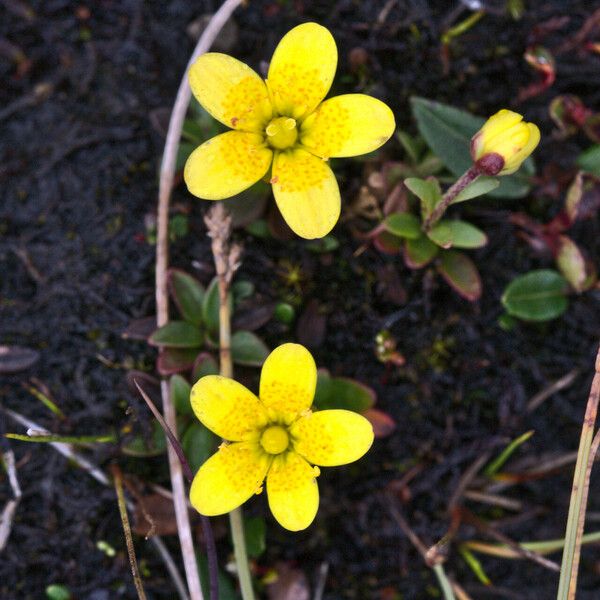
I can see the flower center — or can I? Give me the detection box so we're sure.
[265,117,298,150]
[260,425,289,455]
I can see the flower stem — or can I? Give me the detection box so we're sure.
[207,204,255,600]
[423,166,480,231]
[557,344,600,600]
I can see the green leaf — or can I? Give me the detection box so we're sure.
[170,374,192,416]
[396,129,423,163]
[231,331,269,366]
[374,230,403,254]
[444,220,488,249]
[192,352,219,383]
[484,430,535,477]
[313,371,376,412]
[232,280,255,302]
[404,235,439,268]
[149,321,203,348]
[404,177,442,219]
[501,270,569,321]
[426,221,454,248]
[182,422,216,473]
[244,516,266,558]
[175,142,195,172]
[410,97,535,199]
[438,250,482,301]
[274,302,295,325]
[384,212,422,239]
[576,144,600,176]
[182,118,206,144]
[452,176,500,203]
[202,277,233,335]
[168,269,205,326]
[306,235,340,253]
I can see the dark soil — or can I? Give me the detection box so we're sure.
[2,1,600,599]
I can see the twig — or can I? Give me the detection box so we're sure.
[0,449,21,552]
[2,407,189,600]
[448,452,492,511]
[205,204,254,600]
[527,368,580,413]
[386,496,456,600]
[112,465,148,600]
[558,344,600,599]
[154,2,244,599]
[313,562,329,600]
[463,490,522,512]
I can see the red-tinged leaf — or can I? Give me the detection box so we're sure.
[232,301,276,331]
[156,348,199,375]
[296,299,326,349]
[192,352,219,383]
[373,230,403,255]
[363,408,396,438]
[0,346,39,374]
[565,172,600,223]
[167,269,205,325]
[437,250,482,301]
[556,235,597,292]
[404,236,439,269]
[121,316,158,340]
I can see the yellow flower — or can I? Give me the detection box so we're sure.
[184,23,395,239]
[470,109,540,176]
[189,343,374,531]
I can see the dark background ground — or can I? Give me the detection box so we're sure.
[1,1,600,598]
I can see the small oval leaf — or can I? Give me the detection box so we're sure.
[170,374,192,416]
[501,269,569,321]
[437,250,482,301]
[149,321,203,348]
[384,212,422,239]
[230,331,269,367]
[445,220,488,249]
[168,269,205,325]
[452,176,499,203]
[404,235,439,268]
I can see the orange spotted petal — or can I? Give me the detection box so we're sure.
[267,23,337,120]
[259,343,317,419]
[266,452,319,531]
[191,375,268,441]
[189,53,272,132]
[184,131,273,200]
[270,149,340,239]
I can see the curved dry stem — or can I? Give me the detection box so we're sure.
[154,2,245,599]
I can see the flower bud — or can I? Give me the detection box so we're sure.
[471,109,540,176]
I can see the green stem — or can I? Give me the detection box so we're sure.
[557,345,600,600]
[229,508,255,600]
[209,204,255,600]
[432,564,456,600]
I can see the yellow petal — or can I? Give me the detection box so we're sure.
[190,442,270,516]
[267,452,319,531]
[267,23,337,120]
[184,131,273,200]
[189,53,272,132]
[259,343,317,418]
[271,149,340,239]
[502,122,540,174]
[191,375,268,441]
[291,409,374,466]
[300,94,395,158]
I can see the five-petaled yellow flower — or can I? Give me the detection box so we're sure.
[470,109,540,176]
[184,22,396,239]
[189,343,374,531]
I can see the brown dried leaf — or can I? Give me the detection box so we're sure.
[295,300,326,349]
[267,562,310,600]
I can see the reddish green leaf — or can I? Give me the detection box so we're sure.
[192,352,219,383]
[363,408,396,438]
[384,212,422,239]
[157,348,199,375]
[230,331,269,367]
[374,230,403,255]
[437,250,482,301]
